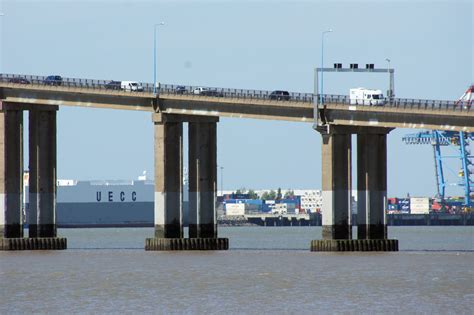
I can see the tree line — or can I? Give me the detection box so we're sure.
[232,188,296,200]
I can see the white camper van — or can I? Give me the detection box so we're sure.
[349,88,385,106]
[121,81,144,92]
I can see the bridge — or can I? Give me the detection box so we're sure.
[0,73,472,251]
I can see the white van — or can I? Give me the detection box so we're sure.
[121,81,144,92]
[349,88,385,106]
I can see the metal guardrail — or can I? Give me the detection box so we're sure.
[0,73,471,112]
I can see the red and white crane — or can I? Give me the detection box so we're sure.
[456,84,473,109]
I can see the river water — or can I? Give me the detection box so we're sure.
[1,226,473,314]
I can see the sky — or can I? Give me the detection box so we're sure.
[0,0,472,198]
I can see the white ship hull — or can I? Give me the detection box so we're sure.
[25,179,189,227]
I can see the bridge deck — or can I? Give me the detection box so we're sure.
[1,74,472,131]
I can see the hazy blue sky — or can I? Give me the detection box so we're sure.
[0,0,472,197]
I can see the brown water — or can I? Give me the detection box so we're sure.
[1,226,473,314]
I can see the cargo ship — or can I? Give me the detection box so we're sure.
[24,172,189,228]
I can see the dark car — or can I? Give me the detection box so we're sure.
[105,80,121,90]
[201,89,224,97]
[175,85,187,94]
[44,75,63,86]
[269,90,290,101]
[9,77,30,84]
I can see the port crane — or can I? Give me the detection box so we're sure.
[402,85,473,208]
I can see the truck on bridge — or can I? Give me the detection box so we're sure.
[349,87,385,106]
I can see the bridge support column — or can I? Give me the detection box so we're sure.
[1,105,66,250]
[320,128,352,240]
[0,109,24,240]
[188,121,217,238]
[29,110,58,238]
[152,117,183,239]
[146,113,228,250]
[311,126,397,252]
[357,130,389,239]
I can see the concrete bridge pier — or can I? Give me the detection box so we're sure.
[357,129,389,240]
[146,114,228,250]
[29,110,58,238]
[188,121,217,238]
[1,104,66,250]
[152,117,183,239]
[320,127,353,240]
[311,126,398,252]
[0,109,24,241]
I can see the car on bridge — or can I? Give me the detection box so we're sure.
[8,77,30,84]
[269,90,290,101]
[193,87,224,97]
[44,75,63,86]
[121,81,144,92]
[175,85,187,94]
[105,80,121,90]
[193,87,209,95]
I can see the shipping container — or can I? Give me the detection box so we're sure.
[397,198,410,205]
[410,205,430,214]
[224,199,247,204]
[280,196,301,205]
[388,198,398,205]
[410,207,430,214]
[396,198,410,211]
[232,193,250,200]
[262,203,272,212]
[431,202,442,211]
[285,203,297,213]
[411,203,430,210]
[244,203,261,213]
[244,199,263,206]
[387,204,399,210]
[410,197,430,214]
[225,203,245,216]
[410,197,430,205]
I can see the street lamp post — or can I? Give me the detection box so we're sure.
[320,29,333,105]
[385,58,391,101]
[153,22,165,94]
[0,12,4,74]
[220,166,224,197]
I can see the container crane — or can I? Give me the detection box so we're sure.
[402,85,473,208]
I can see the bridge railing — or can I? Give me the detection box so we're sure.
[0,73,154,94]
[321,94,470,112]
[0,73,470,112]
[159,83,316,103]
